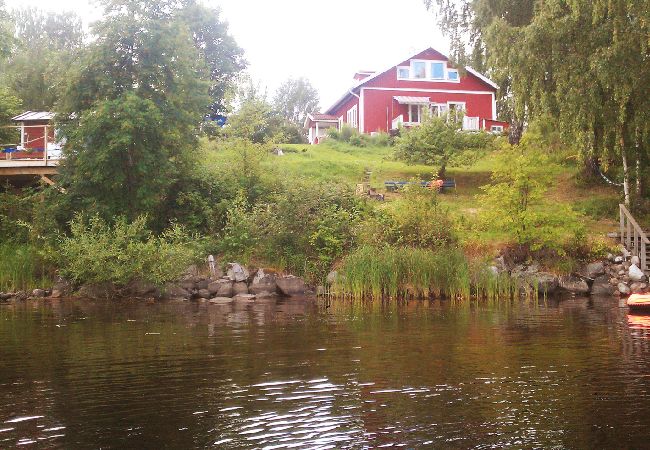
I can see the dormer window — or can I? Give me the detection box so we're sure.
[431,62,445,79]
[447,69,459,81]
[411,61,426,79]
[397,67,410,79]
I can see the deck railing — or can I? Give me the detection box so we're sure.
[620,204,649,273]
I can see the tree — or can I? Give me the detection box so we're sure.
[4,8,84,110]
[57,0,214,226]
[273,77,320,126]
[0,2,20,143]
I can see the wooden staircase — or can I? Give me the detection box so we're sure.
[619,204,650,274]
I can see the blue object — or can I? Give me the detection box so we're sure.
[2,147,17,153]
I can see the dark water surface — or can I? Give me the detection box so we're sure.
[2,296,650,449]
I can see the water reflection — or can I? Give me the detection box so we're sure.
[1,296,650,448]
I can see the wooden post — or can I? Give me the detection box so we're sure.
[620,204,625,245]
[43,125,48,164]
[642,240,647,272]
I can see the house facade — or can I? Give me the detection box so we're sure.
[0,112,61,161]
[306,48,508,144]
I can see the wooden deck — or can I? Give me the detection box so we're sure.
[0,159,59,176]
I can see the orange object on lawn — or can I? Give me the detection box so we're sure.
[627,294,650,311]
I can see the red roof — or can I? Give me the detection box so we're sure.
[308,113,338,121]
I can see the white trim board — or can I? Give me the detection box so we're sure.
[365,87,495,95]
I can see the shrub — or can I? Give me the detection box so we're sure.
[478,141,586,254]
[358,185,457,249]
[394,115,494,172]
[57,215,203,288]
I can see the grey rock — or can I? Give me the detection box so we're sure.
[618,270,626,276]
[614,256,624,264]
[623,262,631,270]
[629,264,646,282]
[227,263,250,282]
[215,281,234,298]
[618,283,631,296]
[276,276,307,297]
[583,262,605,278]
[197,289,211,299]
[77,282,116,299]
[233,294,256,301]
[196,279,210,290]
[607,253,615,261]
[526,263,540,274]
[631,255,641,266]
[250,269,277,294]
[50,289,63,299]
[127,279,159,298]
[0,292,11,301]
[592,276,615,296]
[532,272,559,295]
[180,280,196,291]
[32,289,46,298]
[164,284,191,300]
[558,276,590,294]
[326,271,339,285]
[233,282,249,295]
[630,282,648,294]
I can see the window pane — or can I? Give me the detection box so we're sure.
[412,62,426,79]
[431,62,444,79]
[448,70,459,80]
[398,68,409,79]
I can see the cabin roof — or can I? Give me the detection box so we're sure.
[12,111,55,122]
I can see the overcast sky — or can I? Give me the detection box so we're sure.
[6,0,448,110]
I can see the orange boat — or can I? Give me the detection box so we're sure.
[627,294,650,312]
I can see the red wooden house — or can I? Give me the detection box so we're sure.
[0,111,60,161]
[306,48,508,144]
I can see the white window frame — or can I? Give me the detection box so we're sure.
[447,69,460,82]
[396,67,410,80]
[408,104,424,124]
[447,101,466,112]
[490,125,504,133]
[346,105,358,129]
[410,61,427,79]
[338,115,344,130]
[431,62,445,80]
[430,103,448,117]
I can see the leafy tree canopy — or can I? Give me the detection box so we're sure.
[273,77,320,126]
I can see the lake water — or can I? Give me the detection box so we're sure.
[2,296,650,448]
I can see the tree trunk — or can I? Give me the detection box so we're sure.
[621,140,630,206]
[635,126,641,195]
[508,120,524,145]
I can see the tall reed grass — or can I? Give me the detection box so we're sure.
[0,243,51,292]
[334,245,519,301]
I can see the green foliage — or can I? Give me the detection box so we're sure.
[57,214,202,287]
[0,86,21,143]
[273,77,320,126]
[60,93,175,222]
[394,115,494,170]
[478,140,586,253]
[218,194,257,263]
[327,125,391,148]
[573,197,620,221]
[359,185,457,249]
[336,245,471,299]
[0,243,52,292]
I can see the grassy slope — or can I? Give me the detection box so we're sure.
[202,139,621,243]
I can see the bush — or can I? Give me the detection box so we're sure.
[358,185,457,249]
[478,140,586,254]
[394,115,494,172]
[58,215,203,288]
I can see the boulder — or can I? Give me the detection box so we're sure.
[276,276,307,297]
[196,279,210,291]
[184,265,200,278]
[250,270,277,295]
[77,282,116,299]
[558,276,590,294]
[583,262,605,279]
[165,284,191,300]
[227,263,249,282]
[197,289,212,299]
[233,294,256,301]
[629,264,646,282]
[630,282,648,294]
[532,272,559,295]
[614,256,624,264]
[631,255,641,266]
[32,289,46,298]
[618,283,631,296]
[208,280,231,295]
[0,292,11,301]
[233,282,249,295]
[592,275,615,296]
[326,271,339,285]
[180,280,196,291]
[127,280,160,298]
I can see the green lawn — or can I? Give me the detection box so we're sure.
[201,138,622,242]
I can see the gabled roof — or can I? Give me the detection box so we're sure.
[304,113,339,128]
[12,111,55,122]
[325,47,499,114]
